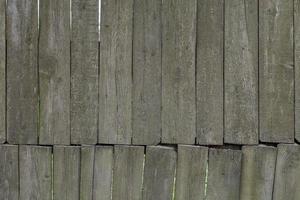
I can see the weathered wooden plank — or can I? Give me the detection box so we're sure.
[80,146,95,200]
[196,0,223,145]
[0,0,5,143]
[224,0,258,144]
[175,145,208,200]
[0,145,19,200]
[161,0,197,144]
[71,0,98,144]
[295,0,300,142]
[39,0,70,145]
[112,145,144,200]
[240,145,277,200]
[7,0,38,144]
[53,146,80,200]
[132,0,161,145]
[206,148,242,200]
[259,0,294,143]
[19,146,52,200]
[99,0,133,144]
[142,146,176,200]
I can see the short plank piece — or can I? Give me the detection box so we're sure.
[295,0,300,142]
[175,145,208,200]
[7,0,38,144]
[132,0,161,145]
[142,146,176,200]
[39,0,70,145]
[197,0,223,145]
[206,148,242,200]
[162,0,197,144]
[80,146,95,200]
[71,0,98,144]
[99,0,133,144]
[240,146,277,200]
[19,146,52,200]
[0,0,5,143]
[259,0,294,143]
[112,145,144,200]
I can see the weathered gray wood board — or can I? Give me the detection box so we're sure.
[224,0,258,144]
[175,145,208,200]
[0,0,5,143]
[132,0,161,145]
[161,0,197,144]
[112,146,144,200]
[142,146,176,200]
[259,0,294,143]
[206,148,242,200]
[240,146,277,200]
[19,146,52,200]
[39,0,70,145]
[53,146,80,200]
[7,0,38,144]
[80,146,95,200]
[99,0,133,144]
[0,145,19,200]
[295,0,300,142]
[196,0,223,145]
[71,0,98,144]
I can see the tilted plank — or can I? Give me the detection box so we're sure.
[0,0,5,143]
[80,146,95,200]
[295,0,300,142]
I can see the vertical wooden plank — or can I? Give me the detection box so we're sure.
[162,0,197,144]
[0,145,19,200]
[80,146,95,200]
[39,0,70,145]
[175,145,208,200]
[206,148,242,200]
[259,0,294,143]
[112,145,144,200]
[99,0,133,144]
[132,0,161,145]
[0,0,5,143]
[71,0,98,144]
[19,146,52,200]
[240,146,277,200]
[142,146,176,200]
[197,0,223,145]
[295,0,300,142]
[7,0,38,144]
[224,0,258,144]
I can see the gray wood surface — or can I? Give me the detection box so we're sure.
[196,0,223,145]
[161,0,197,144]
[80,146,95,200]
[99,0,133,144]
[259,0,294,143]
[295,0,300,142]
[132,0,161,145]
[7,0,38,144]
[0,0,5,143]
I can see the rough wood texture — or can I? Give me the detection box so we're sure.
[71,0,98,144]
[80,146,95,200]
[175,145,208,200]
[7,0,38,144]
[99,0,133,144]
[295,0,300,142]
[224,0,258,144]
[259,0,294,143]
[162,0,197,144]
[240,146,277,200]
[0,0,5,143]
[132,0,161,145]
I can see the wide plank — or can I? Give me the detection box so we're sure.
[295,0,300,142]
[0,0,5,143]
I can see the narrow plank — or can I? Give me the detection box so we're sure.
[19,146,52,200]
[224,0,258,144]
[142,146,176,200]
[259,0,294,143]
[295,0,300,142]
[161,0,197,144]
[39,0,70,145]
[71,0,98,144]
[99,0,133,144]
[175,145,208,200]
[240,145,277,200]
[80,146,95,200]
[132,0,161,145]
[0,0,5,143]
[112,145,144,200]
[206,148,242,200]
[7,0,38,144]
[196,0,223,145]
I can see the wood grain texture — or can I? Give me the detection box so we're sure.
[132,0,161,145]
[0,0,5,143]
[71,0,98,144]
[295,0,300,142]
[259,0,294,143]
[99,0,133,144]
[80,146,95,200]
[7,0,38,144]
[162,0,197,144]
